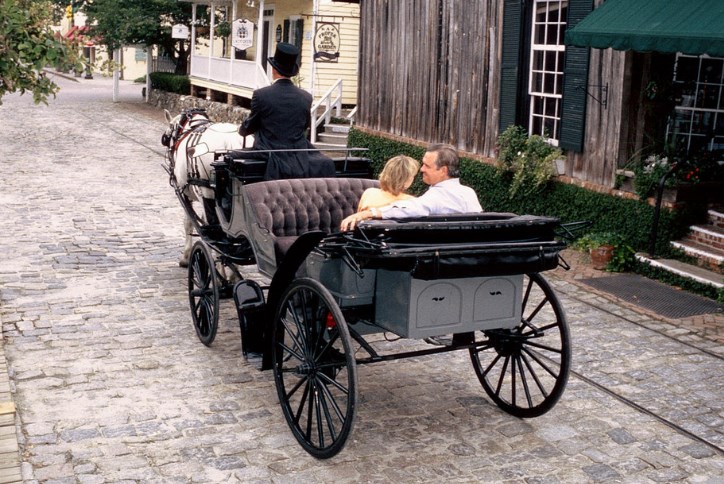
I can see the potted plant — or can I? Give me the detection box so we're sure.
[573,232,619,270]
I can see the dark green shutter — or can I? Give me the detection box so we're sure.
[295,19,304,48]
[560,0,593,152]
[499,0,523,134]
[283,19,290,42]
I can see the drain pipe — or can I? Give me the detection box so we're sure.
[647,162,679,258]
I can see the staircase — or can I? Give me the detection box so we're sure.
[637,207,724,289]
[314,122,351,157]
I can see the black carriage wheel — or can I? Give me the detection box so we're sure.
[188,241,220,346]
[272,278,358,459]
[469,273,571,418]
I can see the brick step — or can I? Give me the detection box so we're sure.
[684,224,724,252]
[708,208,724,229]
[670,239,724,274]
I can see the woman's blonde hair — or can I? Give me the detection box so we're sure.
[379,155,420,195]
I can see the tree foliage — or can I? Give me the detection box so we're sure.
[83,0,195,74]
[0,0,83,105]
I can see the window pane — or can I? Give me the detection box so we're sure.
[533,51,544,70]
[544,73,556,93]
[700,58,723,84]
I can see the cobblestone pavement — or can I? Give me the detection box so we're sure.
[0,74,722,483]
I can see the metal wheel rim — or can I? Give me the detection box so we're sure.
[188,241,219,346]
[470,273,571,418]
[272,278,358,459]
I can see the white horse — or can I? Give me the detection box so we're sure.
[163,108,253,267]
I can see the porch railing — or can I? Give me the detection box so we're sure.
[310,79,343,144]
[190,54,271,92]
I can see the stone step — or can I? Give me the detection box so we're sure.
[318,132,348,144]
[670,239,724,274]
[635,253,724,289]
[324,123,351,134]
[313,142,350,157]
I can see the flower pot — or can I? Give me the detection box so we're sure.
[590,244,614,270]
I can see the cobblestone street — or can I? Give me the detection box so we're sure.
[0,74,722,483]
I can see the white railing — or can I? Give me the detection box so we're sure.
[190,54,271,92]
[310,79,343,144]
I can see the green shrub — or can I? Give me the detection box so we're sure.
[496,126,562,198]
[149,72,190,95]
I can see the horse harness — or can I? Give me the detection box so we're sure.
[166,112,214,189]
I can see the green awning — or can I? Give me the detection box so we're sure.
[565,0,724,57]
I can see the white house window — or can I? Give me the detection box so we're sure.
[669,54,724,153]
[528,0,567,145]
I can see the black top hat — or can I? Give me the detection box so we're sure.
[268,42,300,77]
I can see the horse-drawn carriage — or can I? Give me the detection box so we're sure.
[163,109,573,459]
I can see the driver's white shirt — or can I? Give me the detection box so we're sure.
[378,178,482,219]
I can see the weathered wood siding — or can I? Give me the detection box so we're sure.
[358,0,640,189]
[567,48,629,186]
[357,0,502,157]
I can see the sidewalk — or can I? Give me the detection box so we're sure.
[0,76,721,482]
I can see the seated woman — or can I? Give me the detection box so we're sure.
[357,155,420,211]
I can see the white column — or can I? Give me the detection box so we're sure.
[256,0,265,73]
[145,44,151,103]
[112,48,121,102]
[311,0,318,97]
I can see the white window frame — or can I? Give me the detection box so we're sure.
[669,53,724,153]
[528,0,568,145]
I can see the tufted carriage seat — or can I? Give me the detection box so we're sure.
[241,177,379,276]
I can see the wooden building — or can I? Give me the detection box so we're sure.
[184,0,361,106]
[356,0,724,189]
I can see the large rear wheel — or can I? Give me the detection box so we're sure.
[188,241,220,346]
[272,278,357,459]
[470,273,571,418]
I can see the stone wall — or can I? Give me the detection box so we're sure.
[148,89,250,124]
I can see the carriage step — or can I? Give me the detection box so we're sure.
[234,280,266,362]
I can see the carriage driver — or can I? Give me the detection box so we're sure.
[340,143,483,231]
[238,42,335,180]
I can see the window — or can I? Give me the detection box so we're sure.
[499,0,590,152]
[285,16,304,50]
[669,54,724,153]
[528,0,567,145]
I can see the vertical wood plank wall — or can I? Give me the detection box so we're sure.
[357,0,637,189]
[357,0,502,157]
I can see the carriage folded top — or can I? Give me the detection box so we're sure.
[316,213,566,279]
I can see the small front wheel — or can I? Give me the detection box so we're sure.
[188,241,220,346]
[272,278,358,459]
[469,273,571,418]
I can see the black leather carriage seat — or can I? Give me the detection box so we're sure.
[242,178,379,267]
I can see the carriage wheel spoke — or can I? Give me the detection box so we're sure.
[522,346,560,379]
[516,354,534,408]
[521,351,549,397]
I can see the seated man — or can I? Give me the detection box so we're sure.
[239,42,335,180]
[340,143,482,231]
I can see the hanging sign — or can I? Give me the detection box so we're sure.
[313,22,340,62]
[172,24,189,40]
[232,19,254,50]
